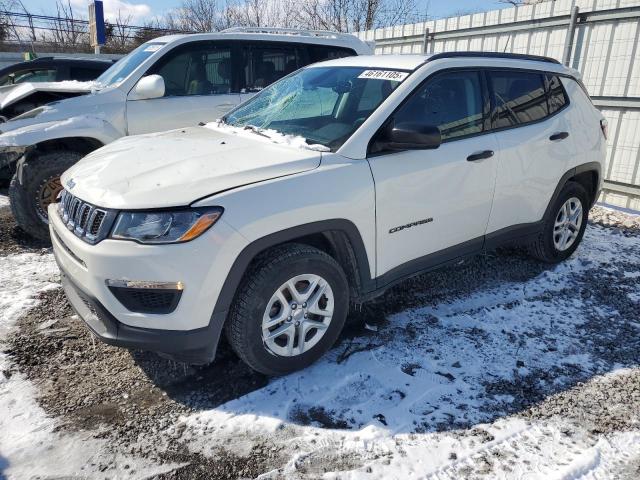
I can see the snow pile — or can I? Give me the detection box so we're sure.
[205,121,331,152]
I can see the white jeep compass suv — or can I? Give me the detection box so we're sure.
[49,52,606,375]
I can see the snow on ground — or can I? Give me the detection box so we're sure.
[0,200,639,478]
[0,252,176,478]
[0,195,8,209]
[174,224,640,478]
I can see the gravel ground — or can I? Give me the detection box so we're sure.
[1,201,639,479]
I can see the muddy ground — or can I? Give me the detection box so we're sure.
[1,197,640,479]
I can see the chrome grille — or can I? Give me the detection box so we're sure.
[57,190,115,244]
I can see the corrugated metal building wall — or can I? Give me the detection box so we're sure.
[356,0,640,210]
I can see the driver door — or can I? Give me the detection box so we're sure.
[126,41,241,135]
[368,70,499,281]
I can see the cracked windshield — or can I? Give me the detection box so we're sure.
[223,67,409,151]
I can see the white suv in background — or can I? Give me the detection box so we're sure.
[50,52,606,375]
[0,28,371,240]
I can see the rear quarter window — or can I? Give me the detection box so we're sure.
[546,74,569,114]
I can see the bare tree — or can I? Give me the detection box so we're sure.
[45,0,89,51]
[169,0,233,32]
[103,10,135,52]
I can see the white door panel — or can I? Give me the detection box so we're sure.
[126,94,241,135]
[487,115,571,233]
[369,134,499,277]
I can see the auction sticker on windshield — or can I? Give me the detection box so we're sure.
[143,44,164,52]
[358,70,409,82]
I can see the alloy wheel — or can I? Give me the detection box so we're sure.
[553,196,583,251]
[261,273,334,357]
[36,176,63,223]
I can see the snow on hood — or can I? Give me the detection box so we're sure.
[62,126,323,209]
[0,80,94,110]
[205,121,331,152]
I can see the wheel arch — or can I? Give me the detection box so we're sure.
[544,162,602,220]
[30,136,104,157]
[212,220,375,318]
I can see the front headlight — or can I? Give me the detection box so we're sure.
[110,207,223,244]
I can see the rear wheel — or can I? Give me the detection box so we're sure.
[226,243,349,375]
[9,150,83,241]
[529,181,589,263]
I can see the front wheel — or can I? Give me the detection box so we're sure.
[529,181,590,263]
[9,150,84,241]
[226,244,349,375]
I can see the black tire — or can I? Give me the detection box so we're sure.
[529,181,590,263]
[9,150,84,241]
[226,243,349,376]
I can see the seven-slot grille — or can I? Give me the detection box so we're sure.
[57,190,113,244]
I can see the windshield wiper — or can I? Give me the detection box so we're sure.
[243,124,271,139]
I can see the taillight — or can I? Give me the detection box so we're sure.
[600,119,608,140]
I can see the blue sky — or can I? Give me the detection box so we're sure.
[23,0,510,24]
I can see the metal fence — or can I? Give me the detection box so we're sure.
[356,0,640,211]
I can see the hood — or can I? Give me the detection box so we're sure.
[62,126,322,209]
[0,80,93,110]
[0,86,123,143]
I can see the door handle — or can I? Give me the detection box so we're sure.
[467,150,494,162]
[550,131,569,141]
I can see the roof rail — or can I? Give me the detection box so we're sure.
[221,26,355,41]
[426,51,561,65]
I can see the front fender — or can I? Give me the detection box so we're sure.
[0,116,123,149]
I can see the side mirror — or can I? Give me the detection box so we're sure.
[131,74,165,100]
[384,121,442,150]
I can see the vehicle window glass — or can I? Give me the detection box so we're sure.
[242,46,298,93]
[393,70,484,141]
[224,66,406,151]
[357,79,388,112]
[7,68,57,84]
[97,42,165,87]
[153,44,232,96]
[69,67,104,82]
[309,46,355,63]
[490,71,548,128]
[547,75,568,114]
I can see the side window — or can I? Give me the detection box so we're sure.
[490,71,548,128]
[546,75,568,114]
[308,46,356,63]
[12,68,57,84]
[242,45,298,93]
[150,43,232,97]
[393,70,484,142]
[70,67,104,81]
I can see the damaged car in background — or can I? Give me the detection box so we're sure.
[0,28,372,239]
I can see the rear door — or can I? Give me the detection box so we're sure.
[486,70,573,233]
[126,41,241,135]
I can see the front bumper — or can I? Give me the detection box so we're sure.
[48,202,248,363]
[58,265,223,363]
